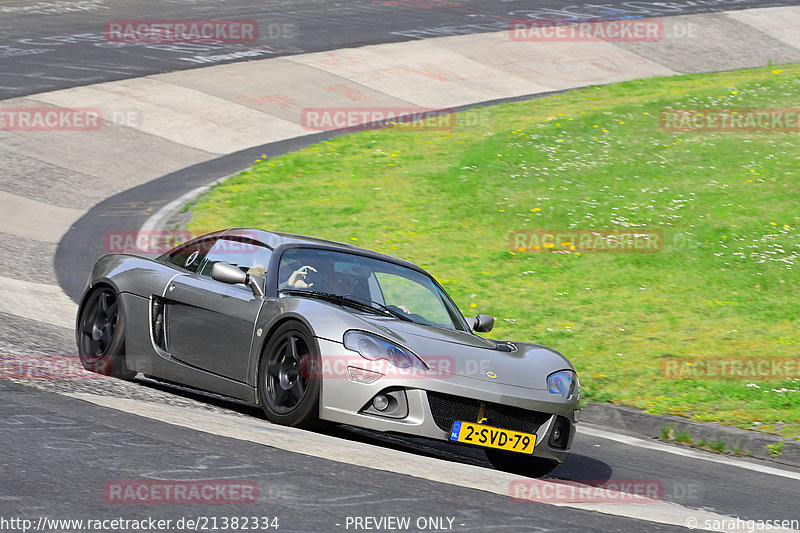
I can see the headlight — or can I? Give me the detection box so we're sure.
[344,330,429,370]
[547,370,578,399]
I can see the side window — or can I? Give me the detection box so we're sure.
[166,237,214,273]
[197,237,273,281]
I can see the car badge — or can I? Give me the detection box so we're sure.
[486,371,497,379]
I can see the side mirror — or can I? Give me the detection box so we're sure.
[211,262,264,298]
[470,314,494,333]
[212,262,246,284]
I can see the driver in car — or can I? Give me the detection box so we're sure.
[282,264,411,314]
[283,264,354,295]
[284,264,317,289]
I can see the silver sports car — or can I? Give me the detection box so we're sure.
[77,228,580,477]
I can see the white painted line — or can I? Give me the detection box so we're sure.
[61,392,789,532]
[578,424,800,481]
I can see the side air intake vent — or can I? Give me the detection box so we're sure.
[151,296,167,350]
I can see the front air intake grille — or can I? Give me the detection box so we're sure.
[426,391,551,434]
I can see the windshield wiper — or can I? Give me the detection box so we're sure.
[279,289,391,317]
[279,289,413,322]
[344,295,414,322]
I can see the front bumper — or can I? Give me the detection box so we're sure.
[316,338,579,463]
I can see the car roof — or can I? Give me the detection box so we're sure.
[219,228,425,272]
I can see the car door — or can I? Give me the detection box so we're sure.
[165,235,272,382]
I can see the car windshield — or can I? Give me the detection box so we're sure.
[278,247,467,331]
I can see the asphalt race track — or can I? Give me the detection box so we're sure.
[0,0,797,98]
[3,0,800,531]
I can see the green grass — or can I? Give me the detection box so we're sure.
[696,438,726,453]
[673,429,693,445]
[188,63,800,438]
[768,440,785,458]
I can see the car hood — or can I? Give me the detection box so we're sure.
[353,315,573,390]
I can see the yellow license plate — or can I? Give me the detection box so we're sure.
[449,421,536,454]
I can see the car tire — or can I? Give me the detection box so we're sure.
[76,286,137,379]
[484,449,559,478]
[258,321,323,430]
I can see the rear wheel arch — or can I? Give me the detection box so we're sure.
[76,281,120,342]
[76,284,136,379]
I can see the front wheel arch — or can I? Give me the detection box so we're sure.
[256,320,325,430]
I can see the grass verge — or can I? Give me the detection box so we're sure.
[188,63,800,437]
